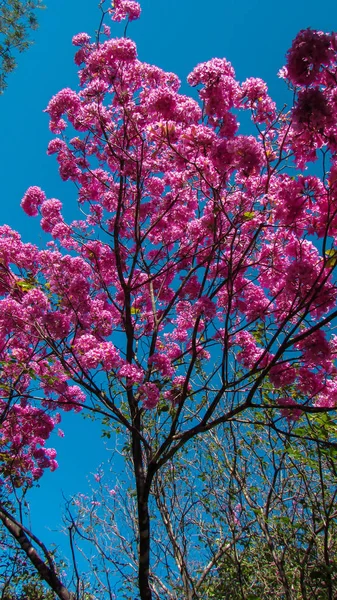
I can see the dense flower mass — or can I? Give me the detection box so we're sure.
[21,186,46,216]
[110,0,141,22]
[286,29,335,86]
[1,7,337,490]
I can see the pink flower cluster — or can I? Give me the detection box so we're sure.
[138,382,160,409]
[0,403,58,485]
[21,186,46,217]
[111,0,141,22]
[74,334,121,371]
[286,29,336,86]
[277,398,303,422]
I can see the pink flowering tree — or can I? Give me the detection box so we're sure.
[1,0,337,597]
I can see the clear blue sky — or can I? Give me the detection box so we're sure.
[1,0,337,582]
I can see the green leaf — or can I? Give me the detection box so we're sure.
[16,279,35,291]
[325,248,337,267]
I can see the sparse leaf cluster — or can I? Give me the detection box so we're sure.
[0,0,44,93]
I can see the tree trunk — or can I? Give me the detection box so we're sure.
[132,423,153,600]
[138,493,152,600]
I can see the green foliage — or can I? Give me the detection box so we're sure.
[203,534,337,599]
[0,0,44,93]
[197,418,337,600]
[1,579,56,599]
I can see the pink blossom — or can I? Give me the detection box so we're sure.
[315,379,337,408]
[235,331,270,370]
[101,342,121,370]
[240,77,276,123]
[146,88,178,119]
[118,363,144,385]
[188,57,235,88]
[47,138,67,155]
[72,32,91,46]
[74,334,105,369]
[148,353,175,377]
[87,38,137,71]
[21,186,46,217]
[57,386,85,411]
[286,29,334,86]
[40,199,63,233]
[138,382,160,409]
[296,329,331,366]
[277,398,303,422]
[194,297,216,320]
[44,312,71,339]
[46,88,81,133]
[292,88,334,133]
[51,222,73,243]
[212,136,263,176]
[21,288,50,320]
[111,0,141,22]
[269,363,296,388]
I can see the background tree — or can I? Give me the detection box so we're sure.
[199,418,337,600]
[63,415,337,599]
[0,2,337,599]
[0,0,44,93]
